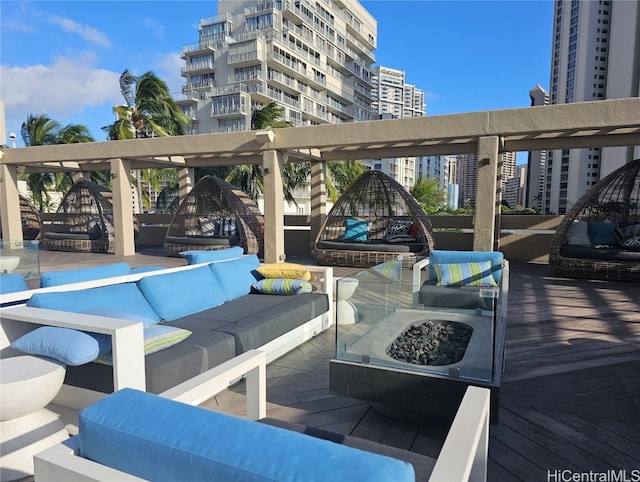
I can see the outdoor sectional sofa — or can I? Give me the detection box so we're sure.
[0,249,333,404]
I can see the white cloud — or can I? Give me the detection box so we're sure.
[143,17,165,38]
[48,15,111,47]
[154,52,186,97]
[1,55,121,135]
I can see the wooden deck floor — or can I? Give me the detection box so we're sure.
[36,250,640,481]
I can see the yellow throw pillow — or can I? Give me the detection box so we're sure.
[256,262,312,281]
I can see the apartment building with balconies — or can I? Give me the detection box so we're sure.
[365,65,427,190]
[177,0,378,135]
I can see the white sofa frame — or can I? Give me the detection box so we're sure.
[33,348,490,482]
[0,261,333,413]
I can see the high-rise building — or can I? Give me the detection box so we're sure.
[546,0,640,214]
[177,0,378,135]
[457,152,517,207]
[365,66,426,190]
[527,85,548,212]
[503,164,528,209]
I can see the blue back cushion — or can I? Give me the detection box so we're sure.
[0,273,29,294]
[180,247,245,265]
[429,250,504,283]
[137,266,226,321]
[79,389,415,482]
[27,283,160,324]
[40,263,132,288]
[209,255,261,301]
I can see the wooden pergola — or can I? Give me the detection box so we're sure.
[2,97,640,262]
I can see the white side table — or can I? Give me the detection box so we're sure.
[1,356,68,482]
[336,277,360,325]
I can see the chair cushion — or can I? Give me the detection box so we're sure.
[209,255,261,301]
[0,273,29,294]
[40,263,132,288]
[27,283,161,324]
[566,220,591,246]
[137,266,225,321]
[78,388,415,482]
[180,246,244,265]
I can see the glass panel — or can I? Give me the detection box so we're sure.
[335,259,498,384]
[0,240,41,287]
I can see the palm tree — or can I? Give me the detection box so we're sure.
[410,176,446,214]
[20,114,95,211]
[103,69,190,211]
[105,69,190,140]
[326,160,366,202]
[225,102,308,204]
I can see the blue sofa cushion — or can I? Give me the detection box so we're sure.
[0,273,29,294]
[137,266,226,321]
[40,262,132,288]
[428,250,504,283]
[11,326,99,365]
[209,255,261,301]
[27,283,161,324]
[79,389,415,482]
[180,246,245,265]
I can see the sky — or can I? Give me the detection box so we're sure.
[0,0,554,148]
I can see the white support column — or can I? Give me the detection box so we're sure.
[178,165,194,203]
[0,164,24,243]
[110,158,136,256]
[473,136,500,252]
[309,161,327,252]
[262,150,286,263]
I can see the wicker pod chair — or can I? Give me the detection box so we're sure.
[19,195,42,240]
[43,180,137,254]
[313,170,435,268]
[0,195,42,240]
[163,176,264,258]
[549,158,640,281]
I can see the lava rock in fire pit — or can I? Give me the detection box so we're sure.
[387,320,473,366]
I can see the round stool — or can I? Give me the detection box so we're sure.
[1,356,68,482]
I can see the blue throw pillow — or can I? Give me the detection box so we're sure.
[137,266,226,321]
[588,221,617,245]
[180,247,245,265]
[11,326,99,366]
[343,217,369,242]
[209,255,261,301]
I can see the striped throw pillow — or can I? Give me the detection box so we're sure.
[252,278,313,295]
[433,261,498,287]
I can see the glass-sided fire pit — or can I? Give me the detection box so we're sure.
[330,257,508,423]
